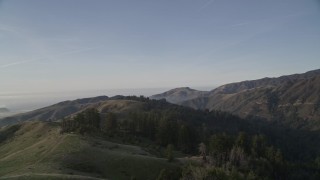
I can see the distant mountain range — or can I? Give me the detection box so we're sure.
[1,69,319,130]
[150,69,320,130]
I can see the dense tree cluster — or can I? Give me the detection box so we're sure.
[0,124,21,144]
[118,110,198,153]
[61,108,100,134]
[181,132,287,180]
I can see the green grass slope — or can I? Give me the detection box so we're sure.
[0,121,179,180]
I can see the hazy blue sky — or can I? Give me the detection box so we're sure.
[1,0,320,94]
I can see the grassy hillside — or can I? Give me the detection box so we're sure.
[0,121,179,180]
[0,97,152,128]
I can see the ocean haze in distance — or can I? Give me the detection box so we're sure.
[0,86,216,115]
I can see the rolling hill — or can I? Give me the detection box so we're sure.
[0,96,166,128]
[0,121,179,180]
[0,96,110,127]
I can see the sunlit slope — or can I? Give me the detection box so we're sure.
[0,122,178,180]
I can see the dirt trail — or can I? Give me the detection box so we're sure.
[34,134,67,164]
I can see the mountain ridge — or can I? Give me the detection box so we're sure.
[209,69,320,94]
[150,87,208,104]
[151,69,320,130]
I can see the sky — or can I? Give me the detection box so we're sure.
[0,0,320,95]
